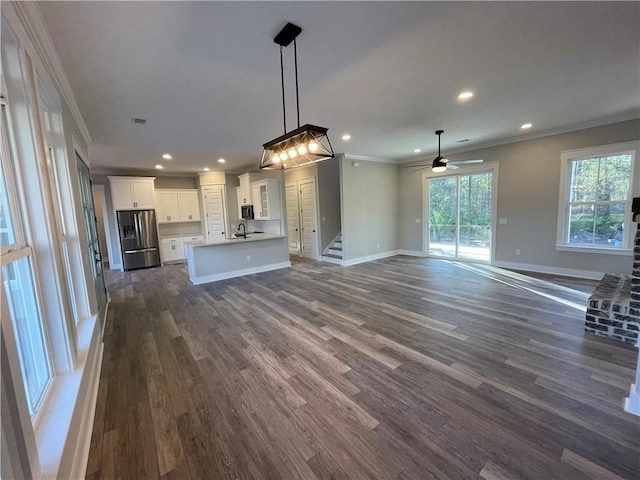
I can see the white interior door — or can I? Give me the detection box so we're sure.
[285,183,301,255]
[202,186,226,242]
[300,179,318,258]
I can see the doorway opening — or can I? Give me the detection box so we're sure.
[285,178,319,258]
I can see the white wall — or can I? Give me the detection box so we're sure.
[399,119,640,275]
[340,155,399,261]
[284,159,342,252]
[318,158,342,251]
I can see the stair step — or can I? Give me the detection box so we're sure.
[328,248,342,256]
[334,241,342,248]
[324,253,343,259]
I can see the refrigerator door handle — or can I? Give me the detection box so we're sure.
[124,248,157,254]
[134,213,142,248]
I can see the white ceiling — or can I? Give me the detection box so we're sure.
[37,1,639,174]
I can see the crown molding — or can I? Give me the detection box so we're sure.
[343,153,395,164]
[7,1,92,147]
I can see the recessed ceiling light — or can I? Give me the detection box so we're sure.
[155,164,163,170]
[218,158,225,163]
[203,167,210,171]
[342,134,351,141]
[521,123,533,129]
[458,91,474,100]
[162,153,172,160]
[414,149,421,153]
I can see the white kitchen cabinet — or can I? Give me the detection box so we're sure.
[108,176,156,210]
[155,189,201,223]
[156,191,180,222]
[160,243,183,262]
[251,179,281,220]
[236,186,243,218]
[160,237,185,262]
[182,234,205,244]
[160,235,204,263]
[177,191,201,221]
[238,173,260,206]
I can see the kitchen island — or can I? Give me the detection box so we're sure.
[185,233,290,285]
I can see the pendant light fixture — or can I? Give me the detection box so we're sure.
[260,22,334,170]
[432,130,448,173]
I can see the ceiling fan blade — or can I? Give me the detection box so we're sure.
[448,159,483,165]
[401,164,430,168]
[446,164,459,169]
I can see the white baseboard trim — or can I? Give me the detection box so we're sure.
[341,250,400,267]
[108,262,122,271]
[321,255,343,265]
[625,385,640,417]
[492,260,605,280]
[398,250,424,257]
[190,261,291,285]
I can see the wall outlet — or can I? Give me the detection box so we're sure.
[415,218,422,224]
[515,249,521,256]
[247,255,251,261]
[377,242,380,248]
[231,224,236,230]
[499,218,508,225]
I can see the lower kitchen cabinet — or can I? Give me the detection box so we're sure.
[160,235,204,263]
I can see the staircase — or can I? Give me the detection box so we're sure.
[322,233,343,264]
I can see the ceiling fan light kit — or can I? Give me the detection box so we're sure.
[432,129,448,172]
[260,22,334,170]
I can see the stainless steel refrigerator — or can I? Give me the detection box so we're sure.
[117,210,161,271]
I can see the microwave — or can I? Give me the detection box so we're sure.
[241,204,254,219]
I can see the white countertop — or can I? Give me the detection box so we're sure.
[187,233,286,247]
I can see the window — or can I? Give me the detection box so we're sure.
[557,142,638,253]
[1,101,52,416]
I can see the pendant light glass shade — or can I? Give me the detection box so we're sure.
[432,157,447,172]
[261,124,334,170]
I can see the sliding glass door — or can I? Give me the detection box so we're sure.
[427,170,494,262]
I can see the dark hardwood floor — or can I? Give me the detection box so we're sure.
[87,256,640,480]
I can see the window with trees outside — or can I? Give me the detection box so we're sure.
[558,142,638,253]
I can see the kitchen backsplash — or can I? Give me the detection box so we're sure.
[158,223,203,237]
[247,219,281,234]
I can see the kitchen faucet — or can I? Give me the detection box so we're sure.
[237,222,247,238]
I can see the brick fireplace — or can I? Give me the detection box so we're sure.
[584,198,640,415]
[585,212,640,344]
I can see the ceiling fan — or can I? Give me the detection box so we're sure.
[402,129,483,171]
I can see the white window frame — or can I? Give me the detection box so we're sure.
[421,161,499,264]
[556,141,639,255]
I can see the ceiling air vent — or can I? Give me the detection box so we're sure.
[131,117,147,125]
[456,138,469,143]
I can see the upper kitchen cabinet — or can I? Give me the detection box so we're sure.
[238,173,260,206]
[108,176,156,210]
[251,179,281,220]
[156,191,180,222]
[177,191,201,221]
[156,189,201,223]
